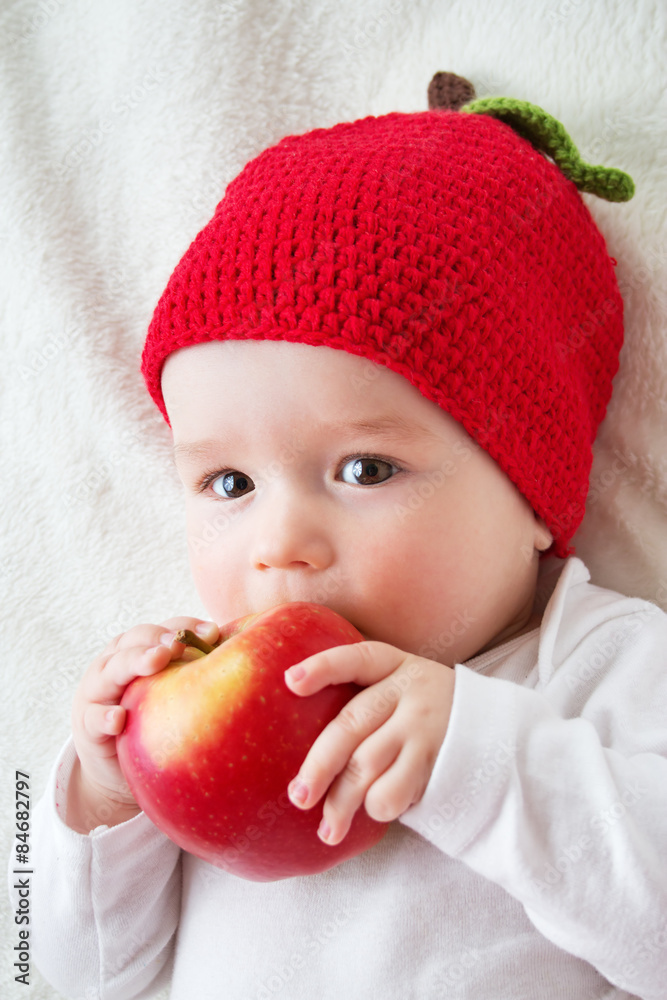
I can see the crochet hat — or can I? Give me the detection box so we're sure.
[141,72,634,559]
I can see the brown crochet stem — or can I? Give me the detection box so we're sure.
[428,72,476,111]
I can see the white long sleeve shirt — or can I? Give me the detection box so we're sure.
[9,556,667,999]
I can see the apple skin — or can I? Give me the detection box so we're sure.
[116,602,389,881]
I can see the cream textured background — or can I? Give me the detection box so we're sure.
[1,1,665,997]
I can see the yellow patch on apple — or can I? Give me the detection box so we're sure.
[136,646,252,767]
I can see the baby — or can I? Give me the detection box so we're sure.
[14,74,667,999]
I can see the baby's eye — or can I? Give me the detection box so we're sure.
[339,457,397,486]
[200,456,399,499]
[211,471,255,499]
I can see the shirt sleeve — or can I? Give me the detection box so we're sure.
[399,603,667,1000]
[7,734,182,1000]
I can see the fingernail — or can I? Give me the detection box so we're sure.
[195,621,217,638]
[318,819,331,841]
[105,708,118,723]
[286,664,305,682]
[160,631,177,646]
[288,778,309,805]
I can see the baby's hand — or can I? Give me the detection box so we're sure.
[284,643,455,846]
[70,617,219,826]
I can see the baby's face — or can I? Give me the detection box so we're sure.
[162,340,552,664]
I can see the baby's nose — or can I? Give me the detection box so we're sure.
[250,494,334,572]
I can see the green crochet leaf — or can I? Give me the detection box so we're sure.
[460,96,635,203]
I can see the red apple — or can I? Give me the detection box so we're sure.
[116,602,389,880]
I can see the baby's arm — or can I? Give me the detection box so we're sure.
[285,605,667,999]
[399,649,667,998]
[12,617,219,999]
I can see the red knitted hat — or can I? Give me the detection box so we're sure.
[141,73,634,559]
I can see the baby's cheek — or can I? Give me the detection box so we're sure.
[185,523,241,621]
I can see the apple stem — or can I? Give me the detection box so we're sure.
[174,629,218,654]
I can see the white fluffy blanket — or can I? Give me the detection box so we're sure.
[1,2,665,997]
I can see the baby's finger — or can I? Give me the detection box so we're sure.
[363,742,433,822]
[81,702,129,748]
[103,618,219,657]
[287,683,398,810]
[285,641,420,694]
[316,729,403,846]
[85,633,194,707]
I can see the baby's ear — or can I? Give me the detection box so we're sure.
[534,514,553,552]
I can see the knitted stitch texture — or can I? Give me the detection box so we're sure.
[142,108,627,559]
[461,97,635,201]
